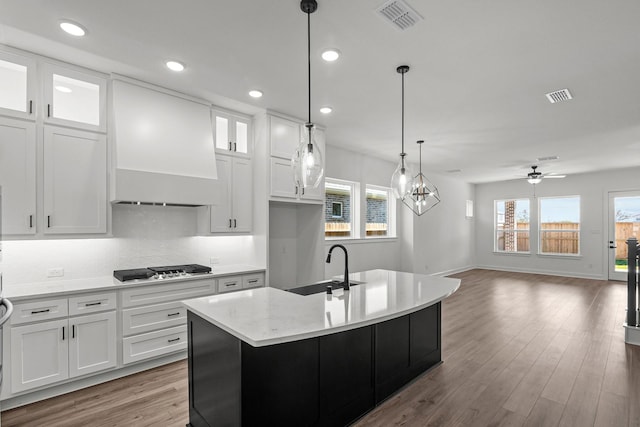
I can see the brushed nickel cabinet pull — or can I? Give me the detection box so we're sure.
[234,219,237,228]
[47,215,51,228]
[168,337,180,343]
[62,326,65,340]
[31,308,50,314]
[47,104,51,117]
[233,142,237,152]
[167,312,180,317]
[72,324,76,338]
[85,302,101,307]
[29,100,33,114]
[29,214,33,228]
[229,219,232,228]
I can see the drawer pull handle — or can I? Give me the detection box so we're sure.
[248,279,258,283]
[62,326,65,340]
[225,283,236,287]
[168,337,181,343]
[167,312,180,317]
[85,302,102,307]
[31,309,51,314]
[29,100,33,114]
[72,324,76,339]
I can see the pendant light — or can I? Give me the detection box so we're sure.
[390,65,414,200]
[292,0,324,189]
[403,140,440,216]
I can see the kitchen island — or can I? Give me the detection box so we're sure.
[183,269,460,427]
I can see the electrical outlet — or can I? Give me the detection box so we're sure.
[210,257,220,265]
[47,267,64,278]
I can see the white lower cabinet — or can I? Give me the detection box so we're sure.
[10,318,68,393]
[120,279,216,365]
[10,311,116,393]
[122,325,187,365]
[69,312,117,378]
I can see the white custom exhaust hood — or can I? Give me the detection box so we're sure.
[111,78,217,206]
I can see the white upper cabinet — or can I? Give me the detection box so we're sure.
[0,50,36,120]
[270,115,301,159]
[43,63,107,132]
[0,117,36,235]
[213,109,252,156]
[43,126,107,234]
[210,155,252,233]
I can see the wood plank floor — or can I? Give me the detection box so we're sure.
[3,269,639,426]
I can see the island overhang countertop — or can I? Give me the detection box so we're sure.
[182,269,460,347]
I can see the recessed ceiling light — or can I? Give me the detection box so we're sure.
[249,90,263,98]
[321,49,340,62]
[55,85,72,93]
[320,106,332,114]
[166,61,185,72]
[59,20,87,37]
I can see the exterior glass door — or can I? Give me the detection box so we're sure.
[609,191,640,280]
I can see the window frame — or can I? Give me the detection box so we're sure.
[365,184,396,239]
[538,195,581,256]
[494,198,531,254]
[324,177,359,240]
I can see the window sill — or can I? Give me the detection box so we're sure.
[324,237,398,245]
[537,253,582,259]
[492,251,531,257]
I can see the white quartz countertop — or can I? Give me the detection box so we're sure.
[183,269,460,347]
[4,264,265,300]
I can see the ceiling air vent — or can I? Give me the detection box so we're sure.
[536,155,559,162]
[545,88,572,104]
[376,0,423,31]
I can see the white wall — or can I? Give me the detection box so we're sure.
[2,204,264,286]
[323,145,404,278]
[475,166,640,279]
[406,172,476,276]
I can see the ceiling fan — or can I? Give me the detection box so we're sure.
[526,165,566,184]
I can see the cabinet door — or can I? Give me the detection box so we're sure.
[232,158,252,232]
[270,157,297,199]
[269,115,301,159]
[214,111,251,155]
[69,311,117,378]
[210,155,232,232]
[0,50,36,120]
[10,319,69,393]
[214,110,233,152]
[0,117,36,234]
[43,126,107,234]
[233,115,251,155]
[43,63,106,132]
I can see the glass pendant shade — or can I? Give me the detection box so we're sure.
[293,125,324,188]
[391,155,414,200]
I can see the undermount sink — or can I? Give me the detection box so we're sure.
[286,279,363,296]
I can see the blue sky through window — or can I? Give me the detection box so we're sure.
[540,197,580,223]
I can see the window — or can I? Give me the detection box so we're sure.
[495,199,530,253]
[325,179,357,238]
[366,185,393,238]
[539,196,580,255]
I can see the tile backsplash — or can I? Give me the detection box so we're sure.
[2,205,260,285]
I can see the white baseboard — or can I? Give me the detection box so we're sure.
[431,265,475,277]
[474,264,605,281]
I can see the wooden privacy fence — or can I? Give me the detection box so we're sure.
[500,222,640,256]
[325,222,387,237]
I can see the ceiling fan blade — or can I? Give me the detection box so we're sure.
[543,175,566,178]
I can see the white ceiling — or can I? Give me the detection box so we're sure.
[1,0,639,183]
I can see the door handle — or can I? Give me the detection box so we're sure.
[609,240,616,249]
[609,245,617,249]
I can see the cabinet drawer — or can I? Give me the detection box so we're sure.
[11,299,68,325]
[122,302,187,337]
[121,279,216,308]
[243,273,264,289]
[68,292,116,316]
[122,325,187,364]
[217,275,243,293]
